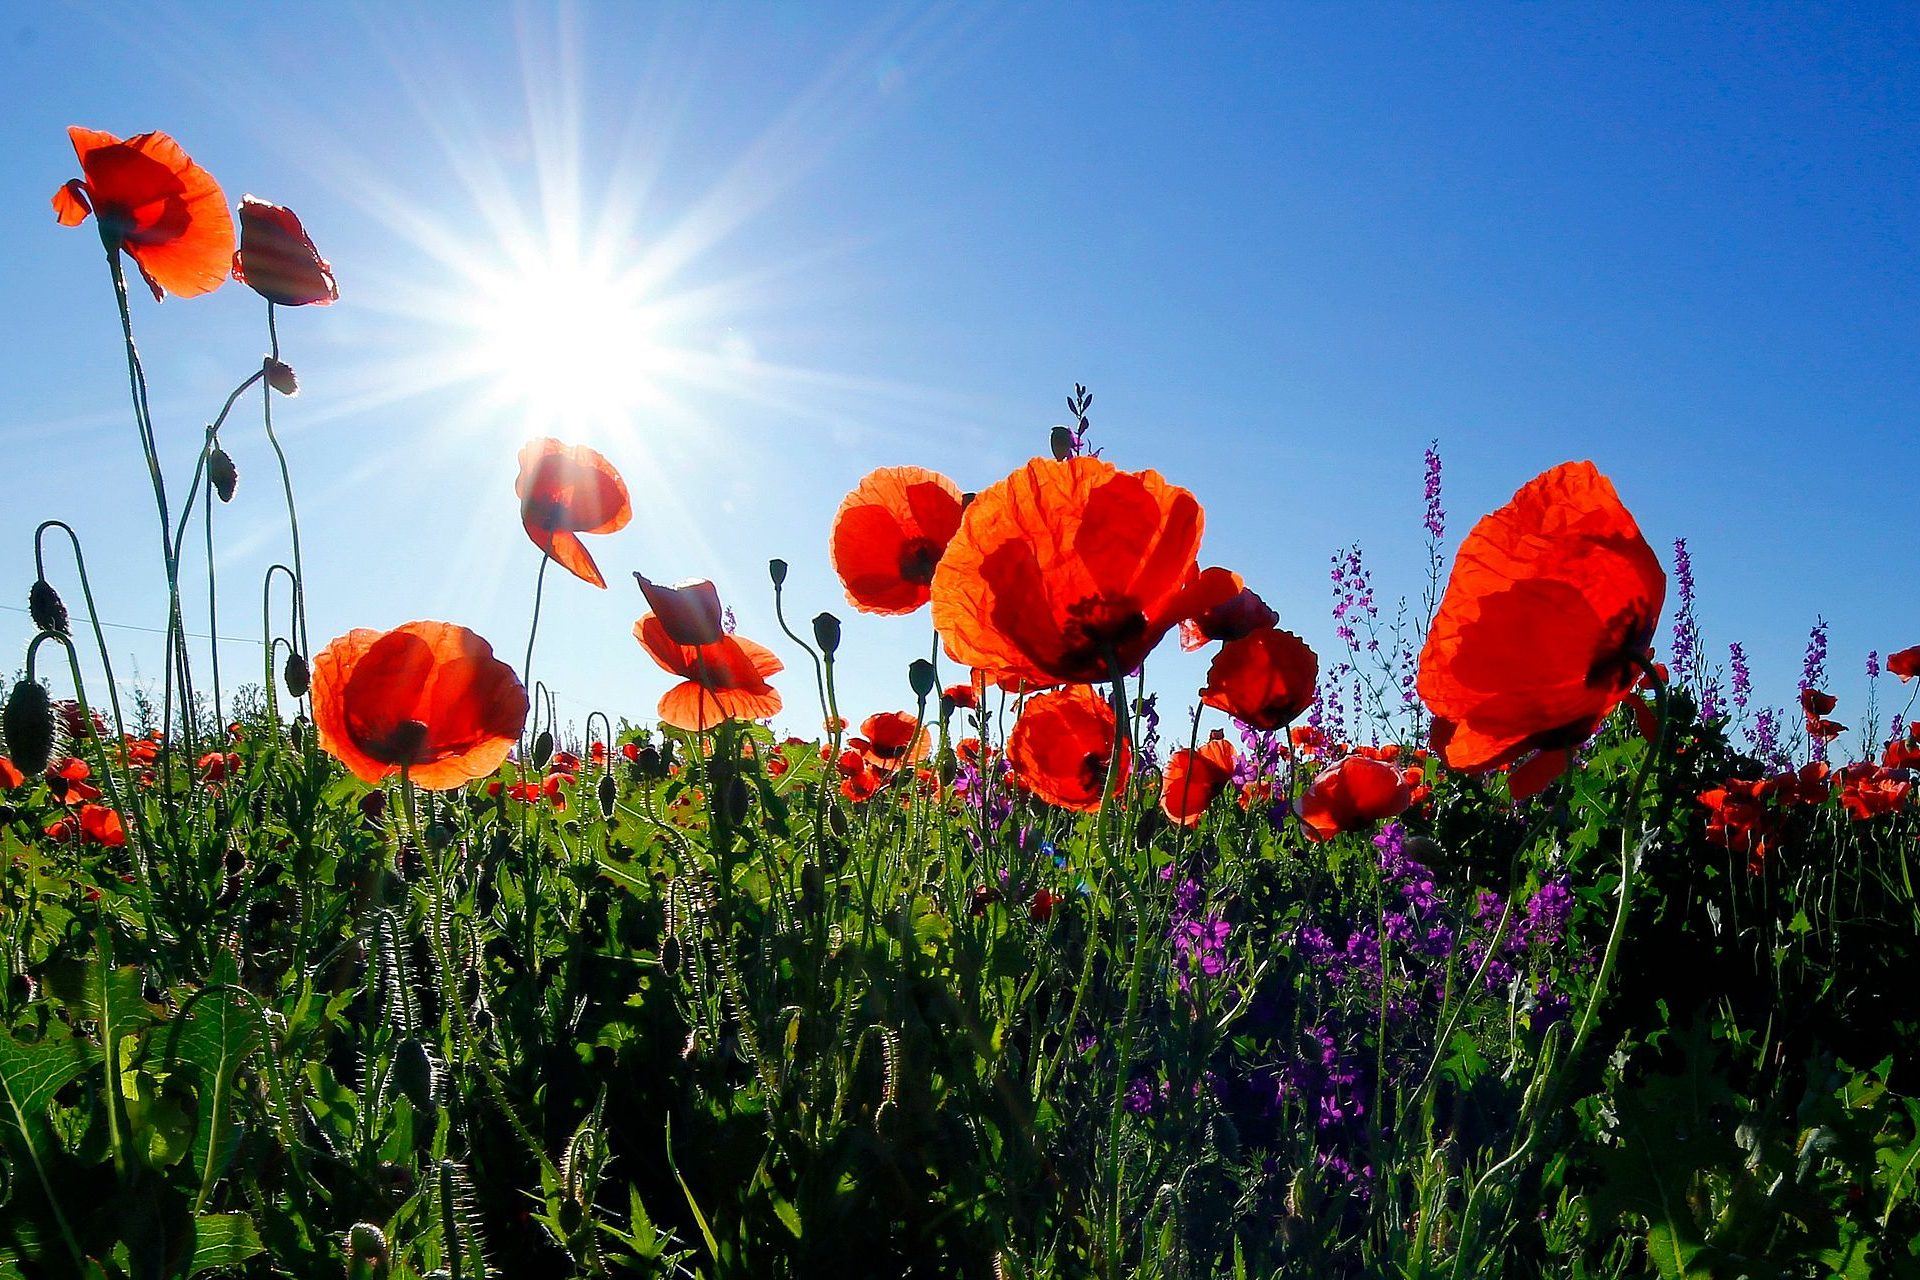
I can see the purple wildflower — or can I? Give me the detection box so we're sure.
[1729,642,1752,712]
[1422,441,1445,541]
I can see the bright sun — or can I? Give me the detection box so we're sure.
[473,251,663,432]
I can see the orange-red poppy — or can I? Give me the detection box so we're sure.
[853,711,927,773]
[516,439,632,588]
[634,615,784,732]
[52,126,233,300]
[1006,684,1128,812]
[633,575,725,646]
[1179,568,1278,650]
[232,196,337,306]
[1161,733,1239,827]
[79,804,127,848]
[311,621,529,791]
[930,456,1205,686]
[1201,627,1319,730]
[0,756,23,791]
[1296,755,1414,842]
[831,466,966,615]
[1889,646,1920,682]
[1417,461,1665,772]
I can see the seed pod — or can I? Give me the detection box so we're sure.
[28,580,68,636]
[1050,424,1075,461]
[812,611,842,657]
[283,650,310,698]
[264,357,299,396]
[768,558,789,588]
[907,658,937,701]
[3,681,54,775]
[391,1037,437,1110]
[596,772,617,819]
[209,446,238,502]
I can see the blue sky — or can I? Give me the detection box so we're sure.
[4,2,1917,751]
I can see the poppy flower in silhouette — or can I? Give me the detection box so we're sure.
[1417,461,1665,772]
[310,621,528,790]
[52,126,233,300]
[232,196,337,306]
[1296,755,1414,842]
[1889,646,1920,681]
[1006,684,1127,812]
[931,456,1205,686]
[515,439,632,588]
[831,466,966,615]
[1178,568,1278,650]
[634,616,783,732]
[853,712,927,773]
[1161,733,1239,827]
[633,574,725,646]
[1200,628,1318,730]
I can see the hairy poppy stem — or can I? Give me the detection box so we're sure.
[34,521,133,751]
[262,304,311,670]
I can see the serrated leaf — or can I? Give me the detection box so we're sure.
[187,1213,264,1276]
[167,991,266,1210]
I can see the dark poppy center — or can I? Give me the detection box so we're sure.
[897,537,943,586]
[1061,595,1148,675]
[370,718,432,767]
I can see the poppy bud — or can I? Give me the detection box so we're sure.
[769,558,789,588]
[812,611,842,657]
[358,789,387,826]
[424,816,455,851]
[264,357,298,396]
[907,658,937,701]
[209,446,238,502]
[532,730,554,770]
[28,579,68,636]
[1050,425,1075,461]
[596,772,617,819]
[3,681,55,776]
[725,776,752,824]
[345,1221,388,1272]
[634,745,661,779]
[392,1037,437,1110]
[284,651,310,698]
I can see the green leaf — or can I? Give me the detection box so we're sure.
[0,1031,90,1144]
[771,1193,802,1240]
[186,1213,264,1276]
[1645,1220,1709,1280]
[166,991,265,1210]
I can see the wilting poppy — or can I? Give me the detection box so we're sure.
[633,575,725,646]
[634,616,783,732]
[52,126,233,300]
[931,456,1205,686]
[1179,568,1278,650]
[853,712,927,773]
[516,439,632,588]
[310,621,529,791]
[1006,684,1128,812]
[1201,627,1319,730]
[1161,734,1239,827]
[232,196,337,306]
[830,466,966,615]
[1296,755,1414,842]
[1417,461,1665,772]
[1889,646,1920,682]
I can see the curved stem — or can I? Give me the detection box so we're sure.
[262,303,311,667]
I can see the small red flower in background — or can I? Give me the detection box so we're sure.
[943,682,979,712]
[516,439,632,589]
[310,621,529,791]
[1799,688,1846,742]
[852,712,927,773]
[53,126,233,300]
[931,456,1205,686]
[1200,628,1318,730]
[1160,733,1239,827]
[841,766,882,803]
[1887,646,1920,681]
[48,804,126,848]
[831,466,966,615]
[634,615,783,733]
[0,756,23,790]
[1699,780,1774,871]
[46,757,101,804]
[198,751,241,784]
[232,197,337,306]
[1418,461,1665,772]
[1006,684,1127,813]
[1178,568,1278,650]
[1839,764,1909,821]
[1028,888,1065,923]
[1296,755,1413,842]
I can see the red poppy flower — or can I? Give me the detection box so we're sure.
[310,621,529,790]
[1201,627,1319,730]
[841,766,882,803]
[1296,755,1414,841]
[1029,888,1065,923]
[943,682,979,711]
[853,712,927,773]
[634,616,783,732]
[1179,568,1279,651]
[1698,780,1774,871]
[197,751,242,783]
[633,575,725,646]
[1506,748,1570,802]
[1889,646,1920,682]
[78,804,127,848]
[52,126,233,300]
[516,439,632,588]
[931,456,1205,686]
[1006,684,1128,812]
[1417,461,1665,771]
[1840,766,1908,821]
[0,756,23,790]
[231,196,337,306]
[1161,734,1239,827]
[831,466,966,615]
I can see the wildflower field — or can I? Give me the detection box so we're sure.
[6,124,1920,1280]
